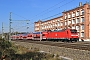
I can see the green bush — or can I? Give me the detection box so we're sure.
[0,40,61,60]
[0,40,16,59]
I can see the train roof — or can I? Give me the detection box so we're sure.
[33,32,41,34]
[21,34,27,36]
[50,29,77,32]
[48,29,66,32]
[16,33,28,36]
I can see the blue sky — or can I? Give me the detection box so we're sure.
[0,0,88,33]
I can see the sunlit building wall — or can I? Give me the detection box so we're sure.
[34,2,90,40]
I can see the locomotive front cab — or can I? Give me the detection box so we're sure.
[69,29,79,42]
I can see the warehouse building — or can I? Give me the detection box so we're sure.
[34,2,90,41]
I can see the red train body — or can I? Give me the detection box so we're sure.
[11,29,79,42]
[26,33,33,40]
[42,29,79,42]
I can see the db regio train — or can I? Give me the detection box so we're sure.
[11,29,79,42]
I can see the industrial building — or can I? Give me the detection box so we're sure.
[34,2,90,41]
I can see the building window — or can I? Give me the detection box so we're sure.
[76,26,80,31]
[81,17,84,22]
[44,26,45,29]
[58,29,60,30]
[60,18,63,20]
[55,24,57,26]
[61,22,63,26]
[81,24,84,30]
[35,24,39,26]
[76,18,80,23]
[65,21,67,25]
[46,26,47,28]
[72,26,75,29]
[53,20,55,22]
[81,32,84,37]
[76,11,80,16]
[68,27,71,29]
[58,19,60,22]
[45,26,46,28]
[68,13,71,18]
[65,14,67,19]
[72,19,75,24]
[57,22,60,26]
[53,24,55,27]
[72,12,75,17]
[42,26,44,29]
[45,23,47,24]
[68,20,71,25]
[81,9,84,15]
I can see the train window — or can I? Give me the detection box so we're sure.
[70,29,77,33]
[42,34,45,36]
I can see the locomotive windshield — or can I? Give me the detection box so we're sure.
[70,29,77,33]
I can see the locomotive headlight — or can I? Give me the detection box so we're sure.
[76,35,78,36]
[71,35,74,36]
[71,35,78,36]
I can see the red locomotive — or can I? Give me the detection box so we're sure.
[11,29,79,42]
[42,29,79,42]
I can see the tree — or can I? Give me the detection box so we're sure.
[0,40,16,59]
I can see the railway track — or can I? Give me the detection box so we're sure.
[12,40,90,51]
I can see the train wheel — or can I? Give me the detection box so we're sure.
[65,39,68,42]
[57,40,58,42]
[62,40,64,42]
[75,40,77,42]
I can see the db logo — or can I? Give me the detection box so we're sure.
[55,34,57,36]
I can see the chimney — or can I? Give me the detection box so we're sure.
[79,2,82,7]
